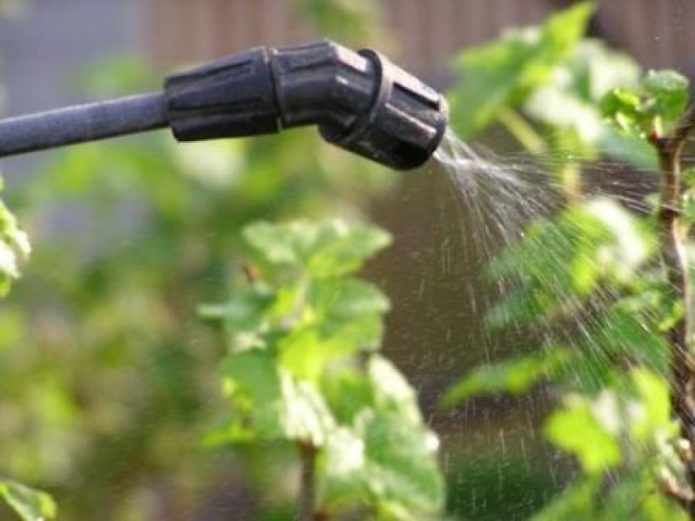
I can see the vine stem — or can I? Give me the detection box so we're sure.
[653,105,695,518]
[298,441,318,521]
[496,107,547,155]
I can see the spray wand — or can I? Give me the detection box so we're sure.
[0,40,447,170]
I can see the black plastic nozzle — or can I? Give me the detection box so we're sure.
[165,40,448,170]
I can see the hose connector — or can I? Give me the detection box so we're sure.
[165,40,447,170]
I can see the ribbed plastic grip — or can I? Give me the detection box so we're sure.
[165,46,279,140]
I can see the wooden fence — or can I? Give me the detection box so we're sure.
[144,0,695,84]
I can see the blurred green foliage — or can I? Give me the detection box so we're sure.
[448,0,655,197]
[0,1,456,521]
[448,1,595,140]
[295,0,383,45]
[202,219,443,519]
[0,2,58,519]
[445,2,692,519]
[0,2,426,520]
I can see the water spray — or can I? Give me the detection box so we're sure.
[0,40,448,170]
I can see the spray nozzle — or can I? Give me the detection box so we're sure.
[165,40,448,170]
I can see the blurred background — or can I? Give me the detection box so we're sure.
[0,1,692,520]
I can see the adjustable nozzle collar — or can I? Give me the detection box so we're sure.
[164,40,448,170]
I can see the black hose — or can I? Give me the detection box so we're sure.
[0,91,167,158]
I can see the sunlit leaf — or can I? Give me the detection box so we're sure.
[321,368,375,425]
[306,222,391,278]
[544,394,622,474]
[279,279,390,380]
[441,347,574,407]
[356,409,444,517]
[321,357,444,518]
[0,197,30,297]
[0,480,56,521]
[524,40,640,147]
[219,350,334,446]
[602,68,690,139]
[367,356,423,425]
[219,349,285,439]
[281,374,335,446]
[629,368,672,441]
[243,220,305,266]
[449,1,595,137]
[488,198,651,326]
[308,278,389,320]
[243,219,391,278]
[642,69,689,123]
[199,283,275,351]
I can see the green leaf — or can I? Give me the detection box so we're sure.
[322,427,369,509]
[279,279,390,380]
[219,349,285,440]
[629,368,672,441]
[306,222,391,278]
[600,88,642,132]
[683,167,695,189]
[199,283,275,351]
[357,409,444,517]
[209,218,441,518]
[243,219,391,278]
[308,278,389,320]
[219,350,334,445]
[281,374,335,446]
[279,316,382,381]
[602,69,690,140]
[544,393,622,474]
[440,347,574,407]
[580,300,668,375]
[598,128,657,169]
[309,278,389,351]
[0,198,31,298]
[321,368,375,425]
[367,356,423,425]
[322,357,444,518]
[524,40,641,147]
[0,480,56,521]
[682,190,695,226]
[530,478,598,521]
[488,198,650,326]
[642,69,689,122]
[449,1,595,137]
[243,221,305,266]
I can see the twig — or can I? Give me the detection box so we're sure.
[653,105,695,518]
[298,441,318,521]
